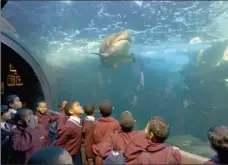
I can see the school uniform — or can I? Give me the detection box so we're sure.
[81,116,96,164]
[92,116,120,165]
[8,108,17,125]
[9,124,48,164]
[56,110,69,133]
[54,116,83,165]
[1,122,12,164]
[36,111,59,146]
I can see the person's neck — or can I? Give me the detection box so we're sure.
[38,111,46,115]
[88,114,95,117]
[72,114,80,118]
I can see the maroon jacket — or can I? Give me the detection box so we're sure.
[82,117,96,160]
[54,119,82,156]
[92,117,120,165]
[93,117,120,145]
[36,111,59,145]
[56,111,69,133]
[146,142,181,164]
[95,130,151,164]
[9,124,48,164]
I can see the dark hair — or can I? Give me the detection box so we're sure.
[208,126,228,164]
[64,101,78,116]
[147,116,170,143]
[36,100,47,107]
[58,101,68,109]
[1,105,9,116]
[119,111,135,132]
[13,108,30,124]
[84,103,96,116]
[99,99,113,117]
[5,95,19,106]
[27,147,65,165]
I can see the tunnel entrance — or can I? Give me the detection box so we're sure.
[1,43,44,109]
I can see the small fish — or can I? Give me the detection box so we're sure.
[140,71,144,87]
[131,94,137,108]
[183,100,188,108]
[183,99,198,108]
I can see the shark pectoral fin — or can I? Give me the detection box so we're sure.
[121,55,136,63]
[91,53,102,56]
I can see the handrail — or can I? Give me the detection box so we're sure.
[47,110,210,164]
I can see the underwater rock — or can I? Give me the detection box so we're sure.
[168,135,215,158]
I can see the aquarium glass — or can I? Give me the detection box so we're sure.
[2,1,228,157]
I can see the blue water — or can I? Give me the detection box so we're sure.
[2,1,228,157]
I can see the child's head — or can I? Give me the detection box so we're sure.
[207,126,228,152]
[36,101,48,114]
[65,101,84,117]
[6,94,22,110]
[99,99,114,117]
[14,108,34,127]
[1,105,11,122]
[28,146,73,165]
[119,111,135,132]
[84,103,96,116]
[145,116,170,143]
[58,101,68,111]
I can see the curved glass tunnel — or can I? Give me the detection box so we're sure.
[1,1,228,158]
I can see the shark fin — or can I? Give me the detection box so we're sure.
[91,53,102,56]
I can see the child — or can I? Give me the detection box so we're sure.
[144,116,181,164]
[59,100,68,112]
[27,146,73,165]
[97,111,151,164]
[9,108,48,164]
[81,103,96,165]
[35,101,59,145]
[1,105,12,164]
[54,101,84,165]
[93,99,120,165]
[204,126,228,164]
[56,100,69,132]
[5,94,22,119]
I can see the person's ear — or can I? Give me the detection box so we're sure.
[149,132,154,139]
[69,109,74,115]
[9,103,14,108]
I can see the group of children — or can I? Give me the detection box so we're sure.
[1,94,228,165]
